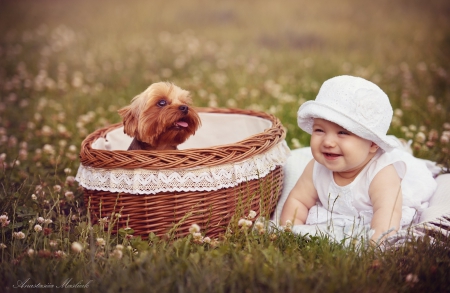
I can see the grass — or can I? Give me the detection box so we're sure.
[0,0,450,292]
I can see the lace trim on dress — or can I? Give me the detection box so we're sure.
[75,141,290,195]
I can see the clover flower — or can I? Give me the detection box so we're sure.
[65,176,75,186]
[192,232,203,244]
[68,145,77,152]
[0,214,10,227]
[96,238,106,247]
[441,131,450,144]
[111,248,123,259]
[284,220,293,232]
[37,217,45,223]
[238,219,252,230]
[209,239,220,248]
[415,132,426,144]
[71,242,83,253]
[13,231,26,239]
[247,210,257,220]
[42,144,55,155]
[34,224,43,232]
[269,234,278,241]
[405,273,419,284]
[98,217,109,226]
[0,243,7,249]
[65,191,74,201]
[54,250,66,258]
[189,223,201,234]
[254,221,266,235]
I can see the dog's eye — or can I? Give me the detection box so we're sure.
[157,99,167,107]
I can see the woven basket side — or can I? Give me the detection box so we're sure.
[79,107,286,170]
[84,166,283,239]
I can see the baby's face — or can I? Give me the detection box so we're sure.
[310,118,379,176]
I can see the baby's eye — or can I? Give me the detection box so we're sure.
[338,130,350,135]
[313,128,324,133]
[157,99,167,107]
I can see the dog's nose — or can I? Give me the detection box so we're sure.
[179,105,188,114]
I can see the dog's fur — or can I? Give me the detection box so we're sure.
[118,82,201,150]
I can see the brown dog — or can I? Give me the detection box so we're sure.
[118,82,201,150]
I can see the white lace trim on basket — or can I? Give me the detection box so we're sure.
[75,141,290,195]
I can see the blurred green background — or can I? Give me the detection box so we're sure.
[1,0,449,163]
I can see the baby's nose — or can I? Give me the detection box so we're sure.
[323,136,336,147]
[179,105,188,114]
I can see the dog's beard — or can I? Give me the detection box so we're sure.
[138,106,201,147]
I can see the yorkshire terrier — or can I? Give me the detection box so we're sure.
[118,82,201,151]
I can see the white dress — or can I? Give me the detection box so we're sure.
[289,148,437,243]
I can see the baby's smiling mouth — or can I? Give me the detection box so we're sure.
[324,152,341,158]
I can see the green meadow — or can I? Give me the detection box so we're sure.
[0,0,449,292]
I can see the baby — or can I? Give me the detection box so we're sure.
[280,75,437,244]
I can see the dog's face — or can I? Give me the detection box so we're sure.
[118,82,201,149]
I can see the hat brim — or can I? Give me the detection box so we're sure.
[297,100,399,152]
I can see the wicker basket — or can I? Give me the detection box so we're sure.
[76,107,288,239]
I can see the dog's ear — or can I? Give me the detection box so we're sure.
[118,104,139,138]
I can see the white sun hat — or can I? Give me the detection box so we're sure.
[297,75,399,152]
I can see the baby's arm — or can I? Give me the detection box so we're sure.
[280,159,318,226]
[369,164,402,243]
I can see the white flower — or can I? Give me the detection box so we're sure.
[238,219,252,229]
[415,132,426,144]
[13,231,26,239]
[37,217,45,223]
[68,145,77,152]
[98,217,109,225]
[0,214,10,227]
[405,273,419,284]
[71,242,83,253]
[192,232,203,243]
[31,194,37,200]
[189,223,201,234]
[284,220,293,232]
[44,218,53,224]
[255,222,265,231]
[53,185,61,192]
[0,243,6,249]
[27,248,35,256]
[65,191,74,200]
[65,176,75,185]
[203,237,211,244]
[111,248,123,259]
[393,108,403,117]
[54,250,66,258]
[247,210,257,220]
[34,224,43,232]
[42,144,55,155]
[96,238,106,247]
[115,244,124,250]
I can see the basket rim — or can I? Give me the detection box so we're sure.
[79,107,286,170]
